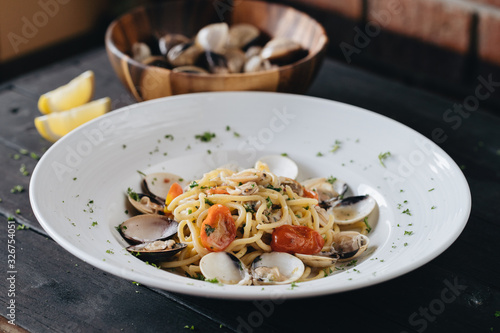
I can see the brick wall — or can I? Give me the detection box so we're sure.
[286,0,500,66]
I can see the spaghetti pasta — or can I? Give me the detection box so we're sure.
[135,161,376,284]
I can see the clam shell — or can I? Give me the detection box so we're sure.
[195,22,228,53]
[127,241,187,263]
[331,195,376,225]
[142,172,185,201]
[159,33,189,56]
[128,193,164,215]
[200,252,251,285]
[295,253,337,268]
[167,42,203,67]
[332,231,369,261]
[119,214,178,244]
[251,252,304,285]
[227,23,260,49]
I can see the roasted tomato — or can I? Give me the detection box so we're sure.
[200,204,236,251]
[302,188,319,200]
[206,187,229,195]
[163,182,183,213]
[271,225,324,254]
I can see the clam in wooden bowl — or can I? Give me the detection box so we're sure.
[105,0,328,101]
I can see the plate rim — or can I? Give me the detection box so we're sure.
[29,91,472,299]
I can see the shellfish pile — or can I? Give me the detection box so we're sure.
[131,23,308,74]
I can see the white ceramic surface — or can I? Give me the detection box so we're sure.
[30,92,471,299]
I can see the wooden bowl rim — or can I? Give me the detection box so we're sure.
[105,0,328,78]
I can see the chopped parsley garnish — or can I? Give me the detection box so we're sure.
[189,181,199,188]
[195,132,216,142]
[431,206,437,210]
[226,125,230,131]
[402,208,412,216]
[243,203,255,213]
[428,188,435,192]
[404,230,414,236]
[13,154,20,160]
[281,153,288,157]
[15,209,20,214]
[266,185,282,192]
[404,242,408,247]
[330,143,341,153]
[494,310,500,318]
[233,132,240,137]
[363,217,372,233]
[317,152,323,157]
[165,134,174,140]
[266,196,272,208]
[205,277,219,283]
[378,151,391,167]
[204,198,214,206]
[323,268,333,277]
[188,209,192,214]
[207,149,212,154]
[30,152,40,160]
[10,185,24,193]
[19,149,28,155]
[327,176,337,184]
[19,164,29,176]
[132,281,140,286]
[106,249,114,254]
[346,259,358,266]
[91,221,98,227]
[290,282,298,290]
[205,225,216,236]
[127,188,139,201]
[137,170,146,177]
[184,325,195,330]
[122,144,127,149]
[16,224,28,230]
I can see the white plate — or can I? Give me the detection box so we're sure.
[30,92,471,299]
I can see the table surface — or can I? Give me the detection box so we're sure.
[0,47,499,333]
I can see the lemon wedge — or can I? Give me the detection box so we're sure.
[38,70,95,114]
[35,97,111,142]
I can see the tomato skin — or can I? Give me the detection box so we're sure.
[206,187,229,195]
[303,188,319,200]
[200,204,236,252]
[271,225,324,254]
[164,183,183,213]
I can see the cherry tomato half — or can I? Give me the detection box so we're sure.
[271,225,324,254]
[163,182,183,213]
[200,204,236,252]
[303,188,319,200]
[206,187,229,195]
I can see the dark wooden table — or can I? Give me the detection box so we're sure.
[1,47,499,333]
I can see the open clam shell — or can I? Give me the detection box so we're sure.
[295,253,337,268]
[330,195,376,225]
[127,241,187,263]
[331,231,369,261]
[128,193,164,215]
[200,252,251,285]
[195,22,228,53]
[251,252,304,285]
[257,155,298,180]
[119,214,178,244]
[227,23,260,49]
[142,172,185,201]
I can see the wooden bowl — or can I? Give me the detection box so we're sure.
[105,0,328,101]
